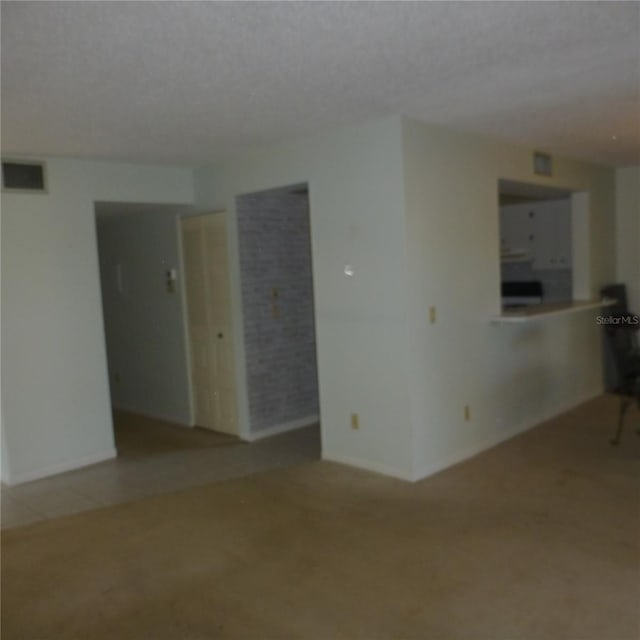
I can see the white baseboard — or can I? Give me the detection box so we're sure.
[410,419,538,483]
[4,448,117,486]
[322,390,604,485]
[411,386,604,482]
[247,415,319,442]
[538,385,604,425]
[322,452,413,481]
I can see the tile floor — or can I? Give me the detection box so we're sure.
[1,421,321,529]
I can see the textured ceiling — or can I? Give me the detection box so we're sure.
[2,2,639,166]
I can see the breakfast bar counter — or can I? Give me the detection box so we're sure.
[490,299,616,324]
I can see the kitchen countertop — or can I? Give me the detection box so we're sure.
[490,298,616,324]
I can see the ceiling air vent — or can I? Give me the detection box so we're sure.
[2,160,47,192]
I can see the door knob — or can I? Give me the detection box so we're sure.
[217,332,223,339]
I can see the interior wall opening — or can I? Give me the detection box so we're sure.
[235,183,321,452]
[497,179,590,311]
[94,201,220,458]
[93,198,321,477]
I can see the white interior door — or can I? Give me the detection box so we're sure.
[181,213,237,434]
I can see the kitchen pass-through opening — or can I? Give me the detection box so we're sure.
[498,179,590,310]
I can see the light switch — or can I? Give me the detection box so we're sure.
[429,306,437,324]
[166,268,177,294]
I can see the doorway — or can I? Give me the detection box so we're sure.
[235,183,321,441]
[181,212,238,435]
[94,201,229,457]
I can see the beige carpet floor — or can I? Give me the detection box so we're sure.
[113,410,240,458]
[2,395,639,640]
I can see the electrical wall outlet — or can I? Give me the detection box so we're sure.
[351,413,360,430]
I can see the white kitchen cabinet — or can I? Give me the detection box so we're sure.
[499,204,534,261]
[531,199,572,270]
[499,199,571,270]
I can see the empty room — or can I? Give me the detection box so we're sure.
[1,2,639,639]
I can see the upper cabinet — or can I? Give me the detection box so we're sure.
[500,199,571,270]
[500,205,533,262]
[531,200,572,270]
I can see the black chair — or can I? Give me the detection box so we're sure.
[601,283,632,317]
[604,325,640,444]
[600,284,640,445]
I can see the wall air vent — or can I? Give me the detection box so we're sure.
[533,151,552,177]
[2,160,47,192]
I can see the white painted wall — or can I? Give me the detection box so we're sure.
[1,120,618,486]
[615,166,640,311]
[1,414,9,484]
[402,118,615,479]
[194,116,616,482]
[1,157,194,484]
[194,116,415,478]
[96,209,192,425]
[1,228,6,483]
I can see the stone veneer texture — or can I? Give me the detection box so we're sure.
[237,188,319,433]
